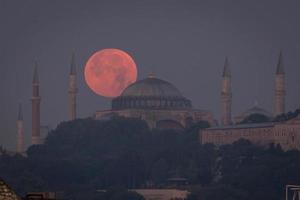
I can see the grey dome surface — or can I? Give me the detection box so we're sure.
[235,105,272,123]
[121,77,183,98]
[112,76,192,110]
[240,106,272,118]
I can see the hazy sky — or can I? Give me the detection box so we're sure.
[1,0,300,150]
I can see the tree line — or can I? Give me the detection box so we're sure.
[0,117,300,200]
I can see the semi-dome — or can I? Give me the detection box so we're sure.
[112,75,192,110]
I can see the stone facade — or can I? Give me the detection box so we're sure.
[95,108,215,129]
[201,117,300,151]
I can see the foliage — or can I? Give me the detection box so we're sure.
[273,108,300,122]
[1,117,300,200]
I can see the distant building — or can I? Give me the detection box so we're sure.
[0,177,20,200]
[234,105,272,124]
[25,192,64,200]
[130,189,189,200]
[200,51,300,150]
[19,50,298,151]
[95,74,215,129]
[0,177,64,200]
[201,117,300,151]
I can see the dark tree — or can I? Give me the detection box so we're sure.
[1,117,300,200]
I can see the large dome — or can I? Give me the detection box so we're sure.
[121,76,183,97]
[112,76,192,110]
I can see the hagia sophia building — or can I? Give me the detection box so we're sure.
[15,51,300,154]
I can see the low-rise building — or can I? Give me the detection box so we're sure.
[131,189,189,200]
[201,117,300,151]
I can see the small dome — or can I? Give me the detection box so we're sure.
[235,106,272,123]
[112,76,192,110]
[242,106,272,117]
[121,76,183,98]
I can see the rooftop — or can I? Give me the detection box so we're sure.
[205,122,278,131]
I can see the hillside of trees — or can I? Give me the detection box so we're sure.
[0,117,300,200]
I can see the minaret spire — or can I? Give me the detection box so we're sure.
[276,50,284,75]
[222,57,231,78]
[221,57,232,125]
[31,62,42,145]
[33,61,39,83]
[68,53,78,120]
[274,50,286,116]
[18,103,23,121]
[16,103,24,153]
[70,53,76,75]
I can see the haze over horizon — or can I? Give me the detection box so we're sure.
[1,0,300,150]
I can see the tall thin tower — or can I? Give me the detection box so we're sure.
[274,51,286,116]
[16,103,24,153]
[221,57,232,125]
[68,53,77,120]
[31,62,41,145]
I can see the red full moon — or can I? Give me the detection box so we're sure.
[84,49,137,97]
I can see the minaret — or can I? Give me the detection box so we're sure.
[68,53,77,120]
[221,57,232,125]
[16,103,24,153]
[31,62,41,145]
[274,51,286,116]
